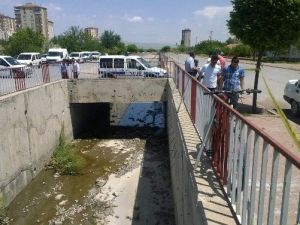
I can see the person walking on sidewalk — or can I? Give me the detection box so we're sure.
[220,56,245,109]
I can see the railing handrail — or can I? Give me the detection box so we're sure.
[169,57,300,169]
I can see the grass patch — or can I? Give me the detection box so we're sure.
[50,139,86,175]
[0,197,7,225]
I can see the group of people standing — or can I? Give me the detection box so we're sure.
[60,58,80,79]
[185,52,244,109]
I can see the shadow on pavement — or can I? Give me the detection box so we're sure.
[282,109,300,126]
[237,102,264,115]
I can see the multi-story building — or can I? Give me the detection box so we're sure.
[0,14,16,41]
[14,2,49,39]
[182,28,191,47]
[48,20,54,40]
[85,27,99,39]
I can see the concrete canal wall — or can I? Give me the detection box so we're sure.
[0,81,73,206]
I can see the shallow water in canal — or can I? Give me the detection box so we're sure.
[4,128,175,225]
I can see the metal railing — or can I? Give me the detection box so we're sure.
[0,56,165,96]
[0,64,61,96]
[160,54,300,225]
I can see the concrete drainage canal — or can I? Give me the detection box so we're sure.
[3,102,175,225]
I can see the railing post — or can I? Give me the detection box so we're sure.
[14,69,26,91]
[42,63,50,83]
[190,78,197,123]
[182,70,185,95]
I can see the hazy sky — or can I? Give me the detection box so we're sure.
[0,0,233,45]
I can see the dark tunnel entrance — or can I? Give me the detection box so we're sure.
[70,103,110,138]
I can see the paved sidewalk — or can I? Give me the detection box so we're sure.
[239,95,300,154]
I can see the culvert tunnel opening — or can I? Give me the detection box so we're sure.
[70,101,167,139]
[70,102,111,139]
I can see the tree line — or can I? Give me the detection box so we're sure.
[0,26,158,56]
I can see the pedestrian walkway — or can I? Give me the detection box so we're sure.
[239,95,300,154]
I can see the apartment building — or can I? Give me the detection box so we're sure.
[14,2,49,39]
[0,14,16,40]
[182,28,191,47]
[85,27,99,39]
[48,20,54,40]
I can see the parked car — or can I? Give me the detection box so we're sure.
[17,52,41,67]
[283,79,300,116]
[81,51,91,62]
[41,53,48,64]
[98,55,167,78]
[90,51,101,60]
[69,52,84,63]
[0,55,32,78]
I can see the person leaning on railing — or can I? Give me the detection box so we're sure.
[219,56,245,109]
[184,52,198,77]
[198,54,222,92]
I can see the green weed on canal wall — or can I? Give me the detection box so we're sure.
[51,138,86,175]
[0,197,7,225]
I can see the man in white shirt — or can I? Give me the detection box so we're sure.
[199,54,221,91]
[71,58,80,79]
[184,52,198,76]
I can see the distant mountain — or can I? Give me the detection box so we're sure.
[125,42,176,50]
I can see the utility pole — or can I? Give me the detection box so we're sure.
[195,36,198,45]
[209,30,213,42]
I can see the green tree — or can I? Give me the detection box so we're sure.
[194,40,225,55]
[146,48,157,52]
[175,44,186,53]
[160,45,171,52]
[228,0,300,112]
[126,44,138,53]
[52,26,87,52]
[100,30,122,49]
[4,28,45,56]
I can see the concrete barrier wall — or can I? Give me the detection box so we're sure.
[68,79,168,127]
[0,81,73,206]
[166,79,204,225]
[68,79,168,103]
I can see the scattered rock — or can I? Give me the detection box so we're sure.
[95,178,107,188]
[58,200,68,206]
[55,194,64,200]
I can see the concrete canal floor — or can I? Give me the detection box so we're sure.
[4,128,175,225]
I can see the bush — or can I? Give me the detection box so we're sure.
[51,141,85,175]
[222,44,252,57]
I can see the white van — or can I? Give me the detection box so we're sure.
[98,55,167,78]
[69,52,84,63]
[46,48,68,63]
[17,52,41,67]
